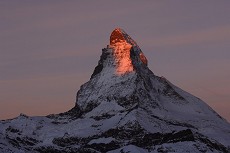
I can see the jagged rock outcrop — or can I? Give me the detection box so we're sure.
[0,28,230,153]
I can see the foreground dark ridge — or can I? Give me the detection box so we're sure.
[0,28,230,153]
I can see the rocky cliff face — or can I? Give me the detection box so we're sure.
[0,28,230,153]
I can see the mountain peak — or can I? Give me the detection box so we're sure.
[110,28,134,75]
[110,28,137,46]
[91,28,148,78]
[110,28,148,66]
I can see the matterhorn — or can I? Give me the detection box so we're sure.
[0,28,230,153]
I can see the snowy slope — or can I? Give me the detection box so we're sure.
[0,28,230,153]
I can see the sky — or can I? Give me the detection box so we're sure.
[0,1,230,122]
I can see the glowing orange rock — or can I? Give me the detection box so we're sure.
[110,28,126,45]
[110,28,134,75]
[109,28,148,75]
[139,52,148,66]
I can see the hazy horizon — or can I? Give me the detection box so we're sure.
[0,1,230,122]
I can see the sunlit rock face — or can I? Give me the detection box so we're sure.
[110,28,127,45]
[91,28,148,78]
[110,28,137,46]
[110,28,134,75]
[139,52,148,65]
[109,28,148,75]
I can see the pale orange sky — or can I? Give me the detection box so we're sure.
[0,1,230,122]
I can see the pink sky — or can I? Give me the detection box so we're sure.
[0,1,230,122]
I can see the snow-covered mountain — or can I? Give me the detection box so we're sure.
[0,28,230,153]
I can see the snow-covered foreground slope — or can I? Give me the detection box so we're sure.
[1,28,230,153]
